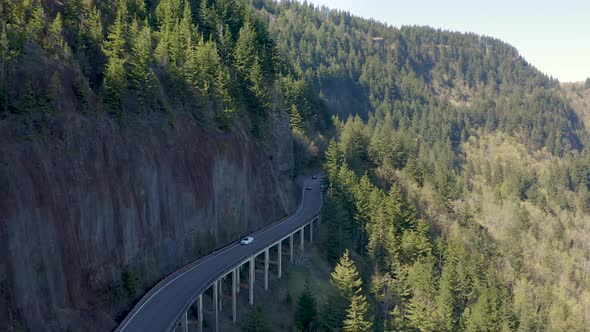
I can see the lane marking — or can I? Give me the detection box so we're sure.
[118,176,320,331]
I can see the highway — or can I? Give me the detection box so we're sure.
[116,176,323,332]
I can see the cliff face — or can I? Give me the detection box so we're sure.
[0,111,295,331]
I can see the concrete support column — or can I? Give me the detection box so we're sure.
[197,295,203,332]
[232,268,237,324]
[289,234,294,263]
[236,265,240,294]
[300,228,304,251]
[219,277,223,312]
[249,256,255,305]
[264,248,269,291]
[213,280,219,332]
[277,241,282,279]
[310,221,313,244]
[178,311,188,332]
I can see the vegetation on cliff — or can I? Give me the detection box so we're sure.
[2,0,590,331]
[248,1,590,331]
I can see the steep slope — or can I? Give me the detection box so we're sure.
[0,0,305,330]
[249,2,590,331]
[258,0,585,155]
[0,112,294,331]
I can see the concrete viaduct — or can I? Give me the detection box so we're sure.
[116,176,323,332]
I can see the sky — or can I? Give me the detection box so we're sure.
[306,0,590,82]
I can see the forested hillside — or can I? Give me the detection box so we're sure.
[0,0,326,330]
[250,1,590,331]
[0,0,327,134]
[1,0,589,331]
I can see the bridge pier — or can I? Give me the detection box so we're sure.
[114,179,322,332]
[213,280,219,332]
[277,241,282,278]
[232,268,237,324]
[237,265,241,294]
[197,295,203,332]
[264,249,269,290]
[219,277,223,312]
[300,227,304,251]
[249,257,254,305]
[289,234,294,263]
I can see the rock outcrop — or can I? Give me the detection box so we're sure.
[0,111,295,331]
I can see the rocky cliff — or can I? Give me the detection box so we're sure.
[0,110,295,331]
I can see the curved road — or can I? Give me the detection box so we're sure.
[116,176,323,332]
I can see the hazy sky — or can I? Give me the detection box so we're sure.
[306,0,590,82]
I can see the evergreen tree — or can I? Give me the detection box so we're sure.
[343,293,372,332]
[0,24,9,112]
[47,71,64,112]
[26,3,45,45]
[19,77,36,114]
[325,139,341,181]
[435,262,459,332]
[324,185,353,264]
[406,258,437,331]
[242,305,271,332]
[234,19,257,78]
[295,281,317,331]
[86,6,104,43]
[324,250,365,330]
[354,173,372,254]
[128,20,155,112]
[47,12,66,58]
[290,104,304,131]
[102,0,128,115]
[331,251,362,299]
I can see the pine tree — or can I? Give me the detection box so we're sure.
[290,104,304,131]
[464,289,500,332]
[86,6,104,43]
[26,3,45,45]
[331,250,362,299]
[435,263,458,332]
[324,250,365,330]
[248,56,269,108]
[47,12,65,58]
[178,1,195,62]
[19,77,36,114]
[234,18,257,81]
[295,281,317,331]
[325,139,341,181]
[388,185,416,230]
[406,258,437,331]
[354,173,373,254]
[198,0,214,40]
[0,24,9,112]
[242,305,270,332]
[77,5,104,89]
[128,20,154,112]
[343,293,372,332]
[47,71,64,112]
[324,185,352,264]
[102,0,128,116]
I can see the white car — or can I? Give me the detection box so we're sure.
[241,236,254,245]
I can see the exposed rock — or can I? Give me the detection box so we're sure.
[0,111,295,331]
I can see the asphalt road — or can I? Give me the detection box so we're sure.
[116,176,323,332]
